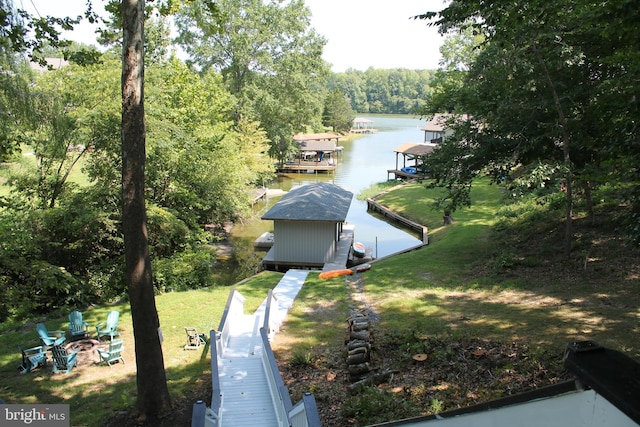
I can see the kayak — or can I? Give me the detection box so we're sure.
[319,263,371,279]
[318,269,353,279]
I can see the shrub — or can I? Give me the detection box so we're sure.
[153,247,217,292]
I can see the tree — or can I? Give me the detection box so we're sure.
[121,0,171,420]
[322,89,355,134]
[328,68,434,114]
[175,0,328,161]
[418,0,640,252]
[0,0,88,160]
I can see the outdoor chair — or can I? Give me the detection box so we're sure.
[51,344,79,374]
[35,323,66,348]
[184,327,206,350]
[97,338,125,367]
[68,310,89,340]
[96,311,120,341]
[18,345,47,374]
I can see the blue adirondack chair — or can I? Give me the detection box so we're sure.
[68,310,89,340]
[51,344,78,374]
[96,311,120,341]
[36,323,66,348]
[97,338,125,367]
[18,345,47,374]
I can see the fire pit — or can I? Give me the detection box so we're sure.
[65,339,101,365]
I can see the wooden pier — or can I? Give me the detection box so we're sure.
[366,198,429,244]
[387,168,422,180]
[278,159,337,173]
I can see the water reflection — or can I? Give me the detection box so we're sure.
[222,115,427,284]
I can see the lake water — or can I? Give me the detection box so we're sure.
[222,114,428,281]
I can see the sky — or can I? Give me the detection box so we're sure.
[20,0,447,71]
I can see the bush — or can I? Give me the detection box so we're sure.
[147,204,192,257]
[153,247,217,292]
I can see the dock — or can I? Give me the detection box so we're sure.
[278,159,337,173]
[387,168,422,180]
[254,232,274,249]
[367,198,429,244]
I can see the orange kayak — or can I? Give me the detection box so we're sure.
[319,263,371,279]
[318,269,353,279]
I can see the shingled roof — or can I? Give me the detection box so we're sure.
[261,182,353,222]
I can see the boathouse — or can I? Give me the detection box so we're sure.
[261,182,353,271]
[388,142,437,180]
[351,117,376,133]
[281,133,343,173]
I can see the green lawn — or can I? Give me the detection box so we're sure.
[1,178,637,426]
[0,271,282,426]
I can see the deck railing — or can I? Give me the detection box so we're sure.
[289,393,322,427]
[192,286,322,427]
[259,327,292,426]
[191,329,223,427]
[262,291,322,426]
[218,289,246,347]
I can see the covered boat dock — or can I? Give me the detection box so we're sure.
[280,133,343,173]
[387,142,437,180]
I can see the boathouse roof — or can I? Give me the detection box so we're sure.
[293,132,341,142]
[262,182,353,222]
[394,142,438,156]
[296,139,338,153]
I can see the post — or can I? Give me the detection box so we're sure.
[191,400,206,427]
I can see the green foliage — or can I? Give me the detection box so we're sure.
[147,204,191,258]
[341,387,417,424]
[175,0,329,157]
[322,89,355,134]
[290,349,315,368]
[152,247,217,292]
[417,0,640,245]
[328,68,434,114]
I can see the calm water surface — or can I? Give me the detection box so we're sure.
[222,115,427,281]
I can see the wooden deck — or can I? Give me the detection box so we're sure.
[350,128,378,134]
[278,159,337,173]
[387,169,422,180]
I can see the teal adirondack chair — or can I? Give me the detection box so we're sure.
[97,338,125,367]
[96,311,120,341]
[68,310,89,340]
[51,344,79,374]
[18,345,47,374]
[36,323,66,348]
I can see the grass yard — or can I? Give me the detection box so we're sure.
[271,179,640,426]
[0,271,283,426]
[1,178,638,426]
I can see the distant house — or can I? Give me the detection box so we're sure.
[421,113,469,143]
[261,182,353,271]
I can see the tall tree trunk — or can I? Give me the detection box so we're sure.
[532,43,573,258]
[121,0,172,421]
